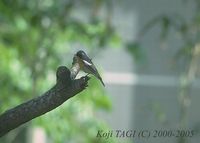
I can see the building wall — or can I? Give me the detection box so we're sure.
[97,0,200,143]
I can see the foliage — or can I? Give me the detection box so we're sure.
[0,0,119,142]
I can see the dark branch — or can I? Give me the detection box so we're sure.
[0,66,90,137]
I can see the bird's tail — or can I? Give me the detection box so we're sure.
[98,76,105,87]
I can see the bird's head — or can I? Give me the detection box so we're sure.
[74,50,89,68]
[76,50,87,60]
[75,50,93,68]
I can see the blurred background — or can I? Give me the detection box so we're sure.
[0,0,200,143]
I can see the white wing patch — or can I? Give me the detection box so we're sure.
[83,60,92,66]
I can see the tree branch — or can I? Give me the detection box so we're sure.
[0,66,89,137]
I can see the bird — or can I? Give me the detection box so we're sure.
[74,50,105,87]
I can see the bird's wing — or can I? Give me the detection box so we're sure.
[82,54,93,64]
[82,60,105,86]
[82,59,92,66]
[97,75,105,86]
